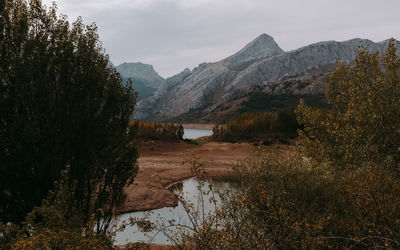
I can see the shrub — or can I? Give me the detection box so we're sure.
[296,40,400,170]
[213,109,299,142]
[1,170,113,249]
[131,120,184,140]
[176,152,400,249]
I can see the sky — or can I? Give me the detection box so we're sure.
[42,0,400,77]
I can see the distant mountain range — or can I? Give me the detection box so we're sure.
[112,34,400,123]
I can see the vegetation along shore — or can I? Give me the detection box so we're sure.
[1,0,400,249]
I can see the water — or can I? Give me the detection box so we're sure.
[113,178,230,246]
[183,128,213,139]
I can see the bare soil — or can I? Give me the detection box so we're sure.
[119,140,260,213]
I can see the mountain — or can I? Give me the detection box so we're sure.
[116,62,165,87]
[227,34,284,64]
[133,35,399,122]
[112,62,166,101]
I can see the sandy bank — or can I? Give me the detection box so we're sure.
[119,141,258,214]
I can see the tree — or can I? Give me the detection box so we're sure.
[0,0,138,232]
[296,40,400,169]
[176,124,184,140]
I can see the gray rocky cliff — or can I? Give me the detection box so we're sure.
[133,36,399,121]
[227,33,284,65]
[116,62,165,88]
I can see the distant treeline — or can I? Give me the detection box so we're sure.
[131,120,184,140]
[241,93,327,113]
[212,109,299,143]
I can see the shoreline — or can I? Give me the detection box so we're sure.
[118,140,256,214]
[118,170,234,214]
[119,140,294,214]
[182,123,215,130]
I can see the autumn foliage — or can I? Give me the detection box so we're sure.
[212,109,299,143]
[296,40,400,169]
[131,120,184,141]
[172,41,400,249]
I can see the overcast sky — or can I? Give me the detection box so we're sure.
[42,0,400,77]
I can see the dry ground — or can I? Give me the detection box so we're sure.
[119,139,294,214]
[119,140,257,213]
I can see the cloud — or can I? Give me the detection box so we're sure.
[42,0,400,77]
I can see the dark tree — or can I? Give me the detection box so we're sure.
[176,124,184,140]
[0,0,138,232]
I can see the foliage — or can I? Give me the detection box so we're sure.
[241,93,326,113]
[0,0,138,233]
[229,152,400,248]
[213,109,299,142]
[132,120,184,141]
[168,42,400,249]
[296,40,400,169]
[1,170,113,249]
[170,152,400,249]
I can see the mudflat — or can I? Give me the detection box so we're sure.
[119,140,259,213]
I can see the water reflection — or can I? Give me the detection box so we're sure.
[183,128,213,139]
[113,178,230,245]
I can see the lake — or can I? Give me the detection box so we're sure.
[113,178,230,246]
[183,128,213,139]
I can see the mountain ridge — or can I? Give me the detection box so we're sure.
[114,35,399,122]
[115,62,165,88]
[226,33,284,65]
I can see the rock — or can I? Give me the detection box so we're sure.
[115,62,165,88]
[111,62,167,102]
[138,35,399,121]
[226,33,284,65]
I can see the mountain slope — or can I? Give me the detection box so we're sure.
[227,34,284,64]
[134,36,399,121]
[116,62,165,87]
[112,62,166,101]
[134,34,285,119]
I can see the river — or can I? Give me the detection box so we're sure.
[114,178,230,245]
[113,127,216,245]
[183,128,213,139]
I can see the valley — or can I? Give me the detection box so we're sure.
[4,1,400,249]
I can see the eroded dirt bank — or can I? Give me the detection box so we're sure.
[119,140,258,213]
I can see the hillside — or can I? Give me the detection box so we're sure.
[112,62,166,101]
[130,35,399,122]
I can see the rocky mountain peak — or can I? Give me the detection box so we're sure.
[116,62,164,86]
[133,35,399,121]
[227,33,284,64]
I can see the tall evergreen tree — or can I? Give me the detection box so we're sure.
[0,0,138,232]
